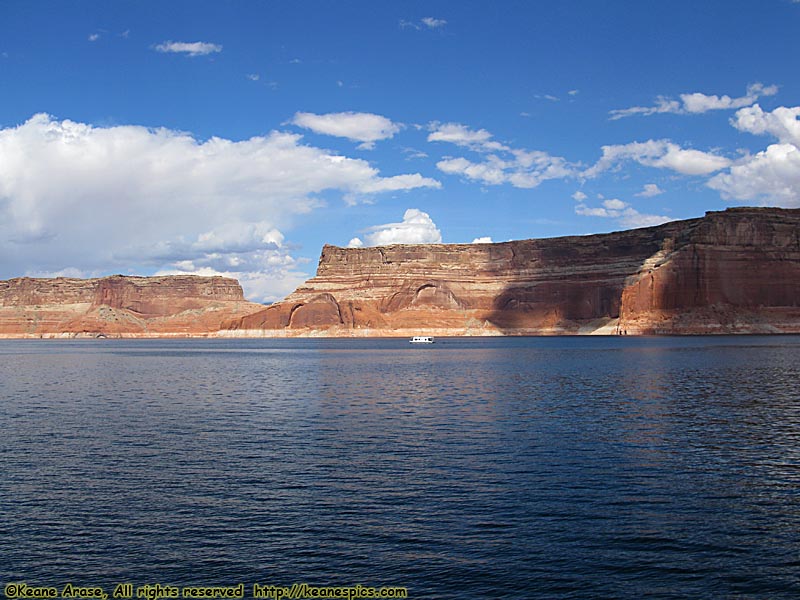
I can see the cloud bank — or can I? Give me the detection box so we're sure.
[0,114,439,301]
[706,104,800,206]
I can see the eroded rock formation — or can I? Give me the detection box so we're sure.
[0,275,264,337]
[223,207,800,336]
[3,208,797,338]
[618,208,800,334]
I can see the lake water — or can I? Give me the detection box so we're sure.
[1,336,800,599]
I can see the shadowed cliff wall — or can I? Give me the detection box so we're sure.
[224,207,800,336]
[618,208,800,333]
[4,208,797,338]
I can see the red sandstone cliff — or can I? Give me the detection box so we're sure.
[3,208,797,338]
[0,275,264,338]
[222,208,800,336]
[618,208,800,334]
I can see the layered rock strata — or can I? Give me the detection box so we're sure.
[618,208,800,334]
[223,208,800,336]
[0,275,264,338]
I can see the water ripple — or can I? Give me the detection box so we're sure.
[1,336,800,598]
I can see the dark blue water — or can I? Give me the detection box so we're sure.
[1,336,800,598]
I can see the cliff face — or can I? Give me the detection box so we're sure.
[4,208,797,338]
[618,209,800,334]
[0,275,264,337]
[224,208,800,336]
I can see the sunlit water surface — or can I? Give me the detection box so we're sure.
[2,336,800,598]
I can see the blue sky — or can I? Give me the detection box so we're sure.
[2,0,799,301]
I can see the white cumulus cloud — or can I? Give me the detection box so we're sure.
[584,140,731,177]
[706,104,800,207]
[355,173,440,194]
[731,104,800,147]
[429,122,574,188]
[292,111,402,149]
[635,183,665,197]
[437,156,507,185]
[0,114,439,301]
[154,41,222,57]
[471,236,493,244]
[610,83,778,120]
[427,122,497,149]
[602,198,627,210]
[401,17,447,30]
[708,144,800,206]
[358,209,442,246]
[421,17,447,28]
[572,190,588,201]
[575,199,672,228]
